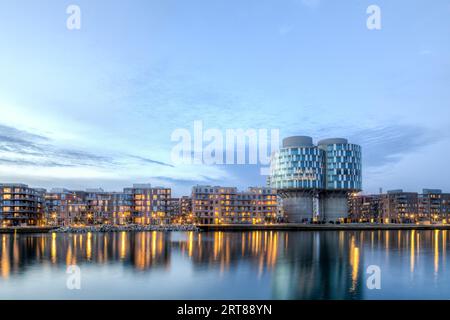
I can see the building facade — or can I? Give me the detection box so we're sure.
[0,184,45,226]
[349,189,450,224]
[419,189,450,223]
[348,194,382,223]
[270,136,362,223]
[45,184,172,226]
[45,188,86,226]
[192,186,277,224]
[381,190,419,223]
[178,196,193,224]
[124,184,171,225]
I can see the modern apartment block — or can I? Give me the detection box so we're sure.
[270,136,362,223]
[381,190,419,223]
[45,188,86,225]
[45,184,171,226]
[108,192,132,225]
[419,189,450,223]
[192,186,277,224]
[85,189,114,225]
[179,196,192,216]
[0,184,45,226]
[349,189,450,223]
[124,184,172,225]
[348,194,383,223]
[178,196,193,224]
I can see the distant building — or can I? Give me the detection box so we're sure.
[109,192,132,225]
[419,189,450,223]
[179,196,193,223]
[0,184,45,226]
[349,189,450,224]
[124,184,171,225]
[168,197,180,222]
[381,190,419,223]
[45,188,85,225]
[192,186,277,224]
[45,184,172,226]
[85,190,114,224]
[348,194,382,223]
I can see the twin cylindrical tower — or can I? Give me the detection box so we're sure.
[269,136,362,223]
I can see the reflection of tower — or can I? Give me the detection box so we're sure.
[271,232,365,299]
[270,136,362,223]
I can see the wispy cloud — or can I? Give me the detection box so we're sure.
[0,123,172,169]
[348,124,443,168]
[128,155,174,168]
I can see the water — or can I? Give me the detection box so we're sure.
[0,230,449,300]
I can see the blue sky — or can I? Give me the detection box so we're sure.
[0,0,449,196]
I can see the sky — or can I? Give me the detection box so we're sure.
[0,0,449,197]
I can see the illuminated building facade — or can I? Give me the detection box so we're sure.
[349,189,450,223]
[124,184,171,225]
[168,197,180,222]
[0,183,45,226]
[85,189,114,224]
[192,186,277,224]
[381,190,419,223]
[178,196,193,224]
[45,188,86,225]
[419,189,450,223]
[109,192,132,225]
[270,136,362,223]
[348,194,383,223]
[45,184,171,226]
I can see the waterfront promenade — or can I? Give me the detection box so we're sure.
[2,224,450,233]
[196,223,450,232]
[0,226,57,234]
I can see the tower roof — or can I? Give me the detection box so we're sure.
[282,136,313,148]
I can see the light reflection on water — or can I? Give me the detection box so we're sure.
[1,230,450,300]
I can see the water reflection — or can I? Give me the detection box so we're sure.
[0,230,450,299]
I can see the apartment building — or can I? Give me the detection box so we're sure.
[179,196,193,223]
[124,184,171,225]
[108,192,132,225]
[0,184,45,226]
[348,194,383,223]
[349,189,450,224]
[45,188,86,226]
[419,189,450,222]
[380,190,419,223]
[192,186,277,224]
[44,184,171,226]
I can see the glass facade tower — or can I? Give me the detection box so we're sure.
[270,136,362,223]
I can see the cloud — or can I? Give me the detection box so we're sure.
[348,124,443,168]
[0,158,75,168]
[0,123,172,169]
[128,155,174,168]
[151,175,218,186]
